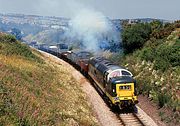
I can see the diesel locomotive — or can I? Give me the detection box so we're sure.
[88,57,138,108]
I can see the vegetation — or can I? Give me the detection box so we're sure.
[122,23,152,54]
[0,33,98,125]
[112,21,180,125]
[139,39,180,71]
[10,28,23,40]
[0,34,42,62]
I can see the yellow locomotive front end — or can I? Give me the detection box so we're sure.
[106,76,138,109]
[88,57,138,109]
[116,83,138,108]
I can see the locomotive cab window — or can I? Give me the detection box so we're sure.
[121,71,131,76]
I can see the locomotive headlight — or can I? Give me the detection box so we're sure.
[113,89,115,92]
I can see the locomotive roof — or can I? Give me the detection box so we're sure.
[89,57,125,73]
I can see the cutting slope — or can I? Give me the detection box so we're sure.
[0,33,97,126]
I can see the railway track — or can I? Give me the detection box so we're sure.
[117,106,157,126]
[40,50,158,126]
[119,112,145,126]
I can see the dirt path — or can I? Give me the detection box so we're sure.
[72,70,122,126]
[137,95,166,126]
[40,51,161,126]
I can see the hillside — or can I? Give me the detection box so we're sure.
[0,33,97,125]
[112,21,180,125]
[0,13,119,43]
[0,13,163,51]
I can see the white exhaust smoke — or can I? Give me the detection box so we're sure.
[67,8,118,52]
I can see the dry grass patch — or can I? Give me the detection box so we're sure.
[0,34,98,126]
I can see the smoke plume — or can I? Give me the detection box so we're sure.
[67,8,118,52]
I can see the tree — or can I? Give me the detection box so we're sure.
[122,23,152,54]
[10,28,22,40]
[150,20,163,31]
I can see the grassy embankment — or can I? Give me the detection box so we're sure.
[111,22,180,124]
[0,33,98,125]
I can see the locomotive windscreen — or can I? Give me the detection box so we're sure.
[108,69,133,81]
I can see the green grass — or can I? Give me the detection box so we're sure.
[0,34,43,63]
[0,33,98,126]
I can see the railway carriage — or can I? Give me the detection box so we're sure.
[66,50,93,73]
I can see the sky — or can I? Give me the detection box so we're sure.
[0,0,179,20]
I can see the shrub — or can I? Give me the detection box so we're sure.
[0,34,42,63]
[140,40,180,71]
[150,20,163,31]
[158,92,171,108]
[150,22,176,39]
[154,58,170,72]
[169,40,180,67]
[144,38,165,48]
[122,23,152,54]
[10,28,22,40]
[155,43,180,70]
[0,34,16,43]
[139,47,155,62]
[136,78,152,95]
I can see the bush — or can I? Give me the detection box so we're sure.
[140,40,180,71]
[122,23,152,54]
[10,28,22,40]
[150,22,177,39]
[158,92,171,108]
[136,78,152,95]
[0,34,16,43]
[0,34,42,62]
[140,47,155,62]
[150,20,163,31]
[169,40,180,67]
[154,58,170,72]
[155,43,180,70]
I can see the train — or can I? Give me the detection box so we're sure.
[38,45,138,109]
